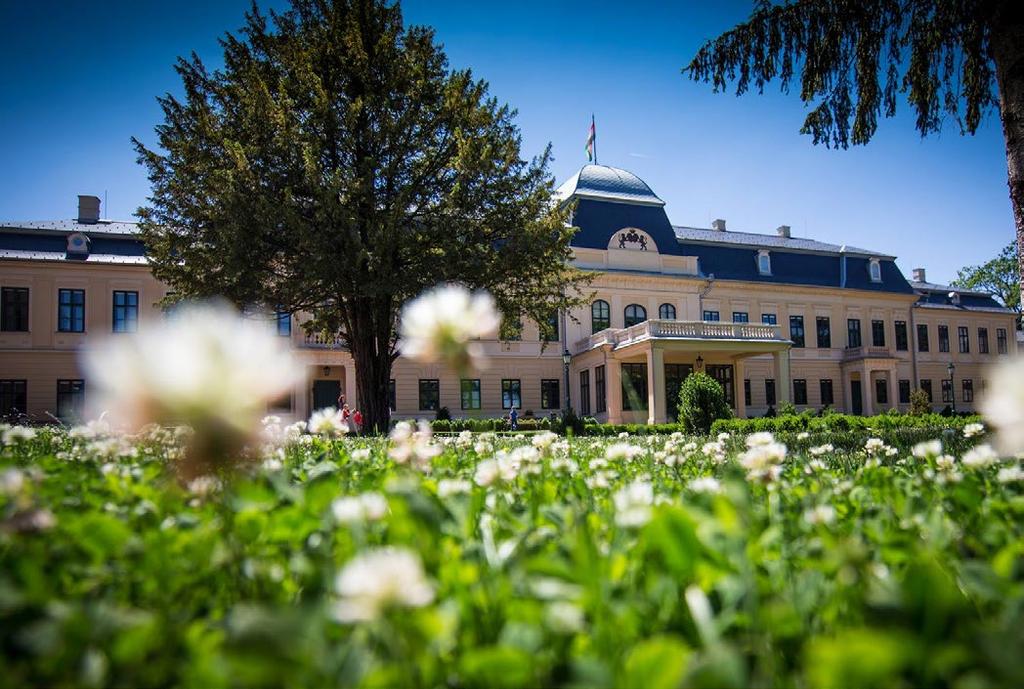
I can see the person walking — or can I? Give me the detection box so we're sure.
[340,403,356,434]
[509,406,519,431]
[352,409,363,435]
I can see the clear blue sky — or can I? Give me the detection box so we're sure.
[0,0,1014,284]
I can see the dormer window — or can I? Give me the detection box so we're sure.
[869,258,882,282]
[66,232,89,255]
[757,250,771,275]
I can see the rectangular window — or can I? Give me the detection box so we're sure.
[938,325,949,352]
[595,365,606,414]
[997,328,1008,354]
[275,310,291,337]
[418,379,440,411]
[871,320,885,347]
[0,287,29,332]
[816,316,831,348]
[541,379,560,409]
[941,378,953,404]
[112,290,139,333]
[875,378,888,405]
[765,378,776,406]
[761,313,777,325]
[744,379,752,406]
[793,379,807,405]
[501,379,521,409]
[898,379,911,404]
[819,379,834,406]
[958,326,970,353]
[55,379,86,420]
[895,321,908,351]
[703,310,720,322]
[579,370,591,416]
[732,311,749,323]
[460,379,481,410]
[388,379,396,411]
[621,363,648,411]
[789,315,805,348]
[847,318,861,348]
[0,380,27,415]
[978,327,989,354]
[542,313,559,342]
[58,289,85,333]
[917,324,929,352]
[920,379,933,402]
[962,379,974,403]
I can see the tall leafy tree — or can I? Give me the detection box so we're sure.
[952,241,1021,323]
[134,0,589,433]
[685,0,1024,302]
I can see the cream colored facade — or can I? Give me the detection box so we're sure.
[1,184,1018,424]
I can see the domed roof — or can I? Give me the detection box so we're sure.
[554,164,664,207]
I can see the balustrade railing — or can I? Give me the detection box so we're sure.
[303,332,347,349]
[574,319,785,353]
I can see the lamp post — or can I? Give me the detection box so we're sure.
[562,349,572,412]
[695,354,704,372]
[947,362,956,414]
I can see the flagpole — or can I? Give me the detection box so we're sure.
[592,114,598,165]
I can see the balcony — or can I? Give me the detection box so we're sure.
[574,319,786,354]
[841,345,895,362]
[302,332,347,349]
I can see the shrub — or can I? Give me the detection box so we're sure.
[777,401,797,416]
[908,388,932,416]
[435,406,451,421]
[678,371,732,434]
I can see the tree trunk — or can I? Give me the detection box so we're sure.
[347,297,395,436]
[990,3,1024,319]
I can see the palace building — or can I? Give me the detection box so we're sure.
[0,164,1018,423]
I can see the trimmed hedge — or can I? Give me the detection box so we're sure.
[431,417,555,433]
[710,411,982,435]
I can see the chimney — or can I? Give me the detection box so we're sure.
[77,195,101,224]
[711,218,727,232]
[776,225,791,238]
[911,267,926,283]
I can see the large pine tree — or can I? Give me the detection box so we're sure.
[134,0,589,432]
[686,0,1024,302]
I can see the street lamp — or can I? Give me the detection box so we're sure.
[695,354,704,371]
[562,349,572,411]
[947,362,956,413]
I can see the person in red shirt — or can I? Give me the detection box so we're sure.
[352,409,363,435]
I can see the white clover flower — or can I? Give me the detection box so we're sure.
[746,432,776,448]
[398,284,501,372]
[739,440,787,482]
[997,465,1024,483]
[83,302,299,447]
[2,426,37,444]
[333,547,434,622]
[585,471,611,490]
[545,601,585,634]
[532,431,559,451]
[961,443,999,469]
[309,408,348,437]
[455,430,474,450]
[0,468,25,496]
[963,422,984,438]
[474,458,501,487]
[716,432,730,442]
[388,421,440,471]
[935,454,956,472]
[605,442,643,461]
[981,358,1024,455]
[332,492,388,525]
[804,504,836,525]
[187,476,222,497]
[809,443,834,456]
[437,478,472,497]
[806,459,827,473]
[351,448,372,462]
[613,480,654,527]
[864,438,886,454]
[796,431,810,440]
[69,418,111,440]
[688,476,721,494]
[912,439,942,459]
[617,432,630,439]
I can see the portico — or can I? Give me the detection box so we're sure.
[571,319,792,424]
[839,346,899,415]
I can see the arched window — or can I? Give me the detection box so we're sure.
[658,303,676,320]
[624,304,647,327]
[591,300,610,333]
[869,258,882,282]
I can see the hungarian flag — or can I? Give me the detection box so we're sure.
[585,116,595,162]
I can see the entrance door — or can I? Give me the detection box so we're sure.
[851,380,863,415]
[706,365,735,407]
[312,379,341,412]
[664,364,694,422]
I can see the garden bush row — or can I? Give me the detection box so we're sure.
[710,411,983,435]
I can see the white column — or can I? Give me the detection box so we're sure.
[647,346,666,424]
[862,365,875,416]
[607,358,623,424]
[774,350,791,403]
[345,363,358,408]
[734,357,746,419]
[887,372,896,411]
